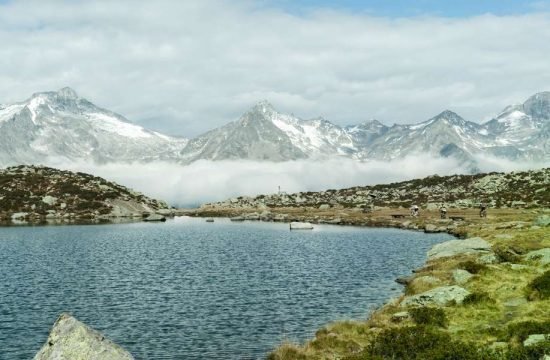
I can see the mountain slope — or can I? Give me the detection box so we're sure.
[0,87,188,165]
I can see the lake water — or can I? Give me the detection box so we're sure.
[0,217,453,359]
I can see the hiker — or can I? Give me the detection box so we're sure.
[440,205,447,219]
[479,202,487,218]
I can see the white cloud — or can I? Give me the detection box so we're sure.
[54,155,547,207]
[0,1,550,137]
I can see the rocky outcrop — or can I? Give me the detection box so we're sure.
[34,313,134,360]
[427,237,492,260]
[0,165,169,223]
[401,285,470,307]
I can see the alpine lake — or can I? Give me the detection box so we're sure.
[0,217,453,359]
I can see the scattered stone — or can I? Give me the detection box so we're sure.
[34,313,134,360]
[452,269,473,285]
[11,212,28,220]
[427,237,492,260]
[523,334,549,347]
[478,254,499,264]
[525,248,550,265]
[401,286,470,307]
[319,204,330,210]
[42,195,58,206]
[424,224,439,233]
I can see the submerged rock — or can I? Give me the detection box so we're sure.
[427,237,492,260]
[401,285,470,307]
[34,313,134,360]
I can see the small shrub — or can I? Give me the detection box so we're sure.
[507,320,550,342]
[347,326,497,360]
[494,246,521,263]
[458,261,488,274]
[463,292,495,305]
[410,307,448,328]
[527,270,550,300]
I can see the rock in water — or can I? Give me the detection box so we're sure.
[290,222,314,230]
[143,214,166,222]
[34,313,134,360]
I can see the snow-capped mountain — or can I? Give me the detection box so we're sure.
[0,88,548,168]
[0,87,188,165]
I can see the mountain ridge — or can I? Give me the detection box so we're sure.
[0,88,548,167]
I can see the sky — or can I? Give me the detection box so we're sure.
[1,0,550,137]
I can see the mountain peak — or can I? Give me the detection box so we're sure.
[434,109,462,120]
[56,87,79,99]
[523,91,550,119]
[250,100,275,114]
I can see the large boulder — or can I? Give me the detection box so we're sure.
[427,237,492,260]
[401,286,470,307]
[34,313,134,360]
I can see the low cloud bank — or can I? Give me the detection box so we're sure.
[48,155,548,208]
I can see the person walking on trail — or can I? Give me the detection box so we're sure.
[479,202,487,218]
[440,205,447,219]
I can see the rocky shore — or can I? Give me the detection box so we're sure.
[187,167,549,359]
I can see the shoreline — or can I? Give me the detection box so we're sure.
[190,206,550,359]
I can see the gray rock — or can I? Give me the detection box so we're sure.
[42,195,58,206]
[34,313,134,360]
[452,269,473,285]
[525,248,550,265]
[424,224,439,233]
[401,286,470,307]
[523,334,549,347]
[478,254,499,264]
[319,204,330,210]
[391,311,410,322]
[143,214,166,222]
[534,215,550,227]
[427,237,492,260]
